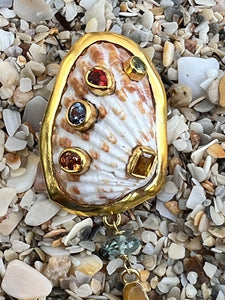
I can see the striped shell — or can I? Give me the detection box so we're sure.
[40,33,167,216]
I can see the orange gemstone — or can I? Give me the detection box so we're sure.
[60,151,82,172]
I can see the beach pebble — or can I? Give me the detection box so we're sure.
[63,218,93,246]
[0,210,23,236]
[195,0,215,5]
[187,271,198,284]
[5,152,21,170]
[0,0,12,7]
[165,201,181,216]
[1,260,52,299]
[0,61,18,88]
[167,115,188,145]
[106,258,123,275]
[186,186,206,209]
[43,255,71,287]
[7,152,39,193]
[19,77,32,92]
[80,0,99,10]
[203,262,217,278]
[5,136,27,152]
[209,206,224,226]
[141,231,157,244]
[173,261,183,275]
[25,199,60,226]
[163,41,175,68]
[0,29,14,51]
[2,109,21,137]
[0,187,17,217]
[65,1,77,22]
[219,75,225,107]
[91,278,102,294]
[208,227,225,238]
[72,254,103,276]
[13,0,54,22]
[12,240,30,253]
[85,0,106,31]
[207,78,220,104]
[186,283,197,298]
[157,282,170,294]
[77,283,92,298]
[142,254,157,270]
[22,96,48,132]
[13,87,34,108]
[141,10,154,30]
[201,282,212,299]
[178,57,219,99]
[167,84,192,108]
[168,243,185,259]
[85,18,98,33]
[216,291,225,300]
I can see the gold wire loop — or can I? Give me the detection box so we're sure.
[103,214,122,230]
[121,268,141,285]
[121,255,132,273]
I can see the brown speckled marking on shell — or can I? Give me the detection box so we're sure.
[51,42,157,206]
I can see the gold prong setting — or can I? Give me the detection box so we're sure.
[85,66,115,96]
[59,147,92,175]
[123,56,147,81]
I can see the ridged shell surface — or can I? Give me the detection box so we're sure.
[52,41,157,206]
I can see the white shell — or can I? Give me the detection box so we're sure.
[52,42,157,206]
[0,29,14,51]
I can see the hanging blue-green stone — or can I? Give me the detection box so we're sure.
[100,235,140,259]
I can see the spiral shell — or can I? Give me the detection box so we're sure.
[40,33,167,216]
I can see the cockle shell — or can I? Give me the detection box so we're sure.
[40,33,167,216]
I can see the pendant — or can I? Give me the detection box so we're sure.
[39,33,167,298]
[40,32,167,217]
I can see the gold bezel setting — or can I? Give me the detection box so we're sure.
[40,32,167,216]
[123,56,147,81]
[59,147,92,175]
[85,66,115,96]
[126,146,157,179]
[66,99,98,131]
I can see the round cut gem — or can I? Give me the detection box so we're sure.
[88,68,108,86]
[132,56,146,73]
[60,151,82,172]
[68,102,86,126]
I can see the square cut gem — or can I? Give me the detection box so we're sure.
[127,146,156,179]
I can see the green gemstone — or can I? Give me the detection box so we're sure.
[132,57,146,73]
[101,235,140,259]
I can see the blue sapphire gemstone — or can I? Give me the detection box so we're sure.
[68,102,86,126]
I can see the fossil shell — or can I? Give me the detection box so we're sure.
[40,32,167,216]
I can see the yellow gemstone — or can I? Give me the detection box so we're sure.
[123,281,149,300]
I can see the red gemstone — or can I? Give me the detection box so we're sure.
[60,151,82,172]
[88,68,108,86]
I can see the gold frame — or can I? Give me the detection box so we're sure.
[85,66,115,96]
[66,99,98,131]
[40,32,167,217]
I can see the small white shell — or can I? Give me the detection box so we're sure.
[0,29,14,51]
[13,0,54,22]
[2,109,21,137]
